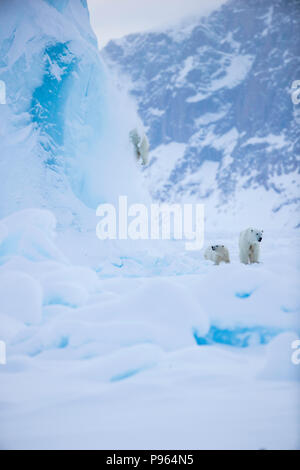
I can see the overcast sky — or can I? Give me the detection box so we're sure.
[88,0,226,48]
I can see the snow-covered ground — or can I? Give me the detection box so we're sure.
[0,209,299,450]
[0,0,299,451]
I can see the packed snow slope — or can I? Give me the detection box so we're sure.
[103,0,300,230]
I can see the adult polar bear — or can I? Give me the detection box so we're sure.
[239,228,263,264]
[129,128,149,165]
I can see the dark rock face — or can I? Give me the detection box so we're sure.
[103,0,300,210]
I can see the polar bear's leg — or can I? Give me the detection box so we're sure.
[214,255,221,265]
[252,244,260,263]
[140,135,149,165]
[248,245,254,263]
[239,246,249,264]
[223,249,230,263]
[239,234,248,264]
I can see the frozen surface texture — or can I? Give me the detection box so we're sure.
[0,209,299,449]
[0,0,299,450]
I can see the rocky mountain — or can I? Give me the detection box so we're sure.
[103,0,300,228]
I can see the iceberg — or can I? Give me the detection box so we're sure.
[0,0,147,229]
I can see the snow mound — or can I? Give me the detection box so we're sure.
[0,270,42,324]
[0,209,66,263]
[78,344,164,383]
[43,281,89,308]
[258,333,300,382]
[188,263,299,333]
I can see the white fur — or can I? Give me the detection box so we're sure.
[139,135,149,165]
[239,227,263,264]
[129,128,149,165]
[204,245,230,265]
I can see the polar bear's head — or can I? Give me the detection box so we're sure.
[212,245,230,262]
[212,244,225,252]
[248,228,263,244]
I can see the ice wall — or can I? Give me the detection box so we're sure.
[0,0,147,229]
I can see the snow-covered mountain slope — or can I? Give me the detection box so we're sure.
[103,0,300,229]
[0,0,146,231]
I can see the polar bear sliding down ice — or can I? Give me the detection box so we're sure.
[204,245,230,265]
[129,128,149,166]
[239,228,263,264]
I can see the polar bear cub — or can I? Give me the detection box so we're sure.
[204,245,230,265]
[239,228,263,264]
